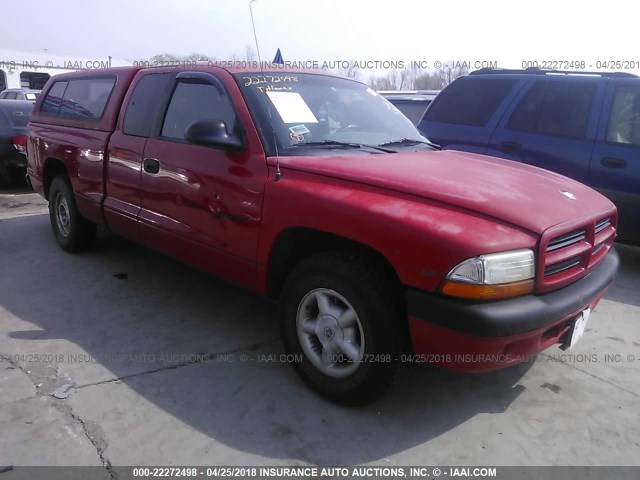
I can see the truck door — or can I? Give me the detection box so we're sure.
[104,72,173,239]
[487,78,604,183]
[139,71,268,289]
[589,80,640,242]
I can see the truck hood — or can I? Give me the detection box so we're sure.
[273,149,615,235]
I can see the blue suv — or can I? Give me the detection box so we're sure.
[417,68,640,244]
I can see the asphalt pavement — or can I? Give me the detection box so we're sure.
[1,185,639,473]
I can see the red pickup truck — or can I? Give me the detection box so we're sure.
[27,66,619,405]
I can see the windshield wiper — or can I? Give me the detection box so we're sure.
[378,138,442,150]
[290,140,395,153]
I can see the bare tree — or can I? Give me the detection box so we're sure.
[368,70,402,90]
[368,65,428,91]
[150,53,180,62]
[184,53,211,61]
[244,46,258,62]
[436,61,469,88]
[337,60,361,80]
[414,71,441,90]
[398,63,423,90]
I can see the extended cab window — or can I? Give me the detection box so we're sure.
[161,81,236,140]
[507,80,597,140]
[425,77,517,127]
[606,86,640,147]
[123,73,172,137]
[41,82,68,114]
[41,77,116,120]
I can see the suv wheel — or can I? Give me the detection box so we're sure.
[49,176,96,252]
[280,251,402,405]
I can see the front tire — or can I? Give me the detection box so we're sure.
[49,176,96,252]
[280,251,403,406]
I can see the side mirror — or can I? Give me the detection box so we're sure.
[184,120,245,151]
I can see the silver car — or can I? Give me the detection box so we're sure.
[0,88,41,102]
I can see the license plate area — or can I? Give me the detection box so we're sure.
[561,309,591,350]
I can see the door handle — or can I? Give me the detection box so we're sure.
[143,157,160,174]
[601,157,627,169]
[500,141,522,152]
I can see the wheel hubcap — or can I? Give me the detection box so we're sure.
[296,288,365,378]
[56,195,70,237]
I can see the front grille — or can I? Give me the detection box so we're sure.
[544,256,581,276]
[538,212,616,293]
[595,217,611,234]
[546,229,586,252]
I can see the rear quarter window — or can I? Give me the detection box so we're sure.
[507,80,597,140]
[425,77,517,127]
[606,85,640,147]
[41,77,116,120]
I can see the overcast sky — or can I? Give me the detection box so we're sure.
[2,0,637,72]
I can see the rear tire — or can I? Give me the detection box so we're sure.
[280,251,403,406]
[48,176,96,252]
[0,166,13,189]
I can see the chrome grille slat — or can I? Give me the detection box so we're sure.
[546,229,586,252]
[595,217,611,234]
[544,257,581,276]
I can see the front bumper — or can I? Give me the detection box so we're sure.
[406,249,619,372]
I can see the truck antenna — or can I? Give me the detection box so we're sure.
[249,0,282,181]
[249,0,263,69]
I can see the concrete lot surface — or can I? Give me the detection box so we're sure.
[1,187,639,472]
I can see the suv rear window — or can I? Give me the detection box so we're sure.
[40,77,116,120]
[425,77,517,127]
[606,86,640,147]
[507,80,597,140]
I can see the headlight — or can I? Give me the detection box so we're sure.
[441,249,535,300]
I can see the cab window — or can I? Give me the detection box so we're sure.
[161,81,237,140]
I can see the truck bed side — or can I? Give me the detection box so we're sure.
[27,67,140,225]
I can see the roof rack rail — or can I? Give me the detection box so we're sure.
[469,67,638,79]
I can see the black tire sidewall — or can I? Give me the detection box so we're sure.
[49,177,80,251]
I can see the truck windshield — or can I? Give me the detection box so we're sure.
[234,72,429,155]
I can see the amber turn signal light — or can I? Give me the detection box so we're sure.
[441,279,534,300]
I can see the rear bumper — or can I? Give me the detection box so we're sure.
[0,155,27,168]
[407,249,619,372]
